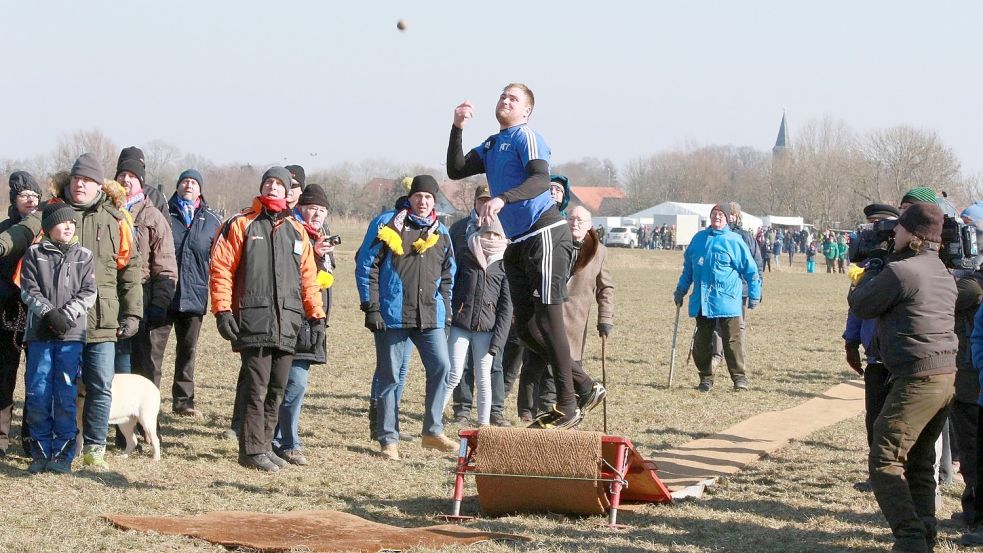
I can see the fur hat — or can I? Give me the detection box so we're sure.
[898,202,944,243]
[285,165,306,189]
[71,153,104,184]
[176,169,204,189]
[298,183,329,209]
[260,166,292,191]
[41,202,77,234]
[116,146,146,182]
[408,175,439,198]
[8,171,41,204]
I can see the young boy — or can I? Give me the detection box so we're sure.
[19,203,97,474]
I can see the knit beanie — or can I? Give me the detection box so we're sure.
[285,165,306,189]
[898,202,944,243]
[901,187,937,205]
[260,166,292,191]
[408,175,439,198]
[8,171,42,204]
[297,183,330,209]
[71,153,105,184]
[176,169,204,189]
[710,203,727,216]
[116,146,146,182]
[41,202,77,234]
[961,201,983,223]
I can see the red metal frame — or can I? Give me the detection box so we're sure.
[444,429,672,527]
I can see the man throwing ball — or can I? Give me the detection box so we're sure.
[447,83,584,429]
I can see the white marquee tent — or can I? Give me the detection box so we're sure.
[627,202,764,231]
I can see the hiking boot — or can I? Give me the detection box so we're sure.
[265,450,288,469]
[421,433,458,452]
[27,457,47,474]
[489,414,512,427]
[733,377,750,391]
[281,450,309,466]
[853,479,872,493]
[238,452,279,472]
[82,445,109,470]
[697,378,714,393]
[174,406,203,418]
[221,429,238,441]
[47,457,72,474]
[379,443,399,460]
[577,383,607,413]
[368,401,378,441]
[528,405,583,430]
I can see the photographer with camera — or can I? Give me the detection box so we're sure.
[849,202,957,553]
[843,204,899,471]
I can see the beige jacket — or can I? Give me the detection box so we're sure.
[565,229,614,361]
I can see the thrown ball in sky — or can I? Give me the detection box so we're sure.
[397,19,407,31]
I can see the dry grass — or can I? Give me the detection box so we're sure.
[0,220,968,552]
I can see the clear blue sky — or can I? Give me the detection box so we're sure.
[2,0,980,175]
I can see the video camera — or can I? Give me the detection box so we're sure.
[940,216,979,269]
[848,219,897,263]
[849,215,979,269]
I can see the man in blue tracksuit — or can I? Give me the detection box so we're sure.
[446,83,588,429]
[674,203,761,392]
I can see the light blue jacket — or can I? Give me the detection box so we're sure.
[676,226,761,318]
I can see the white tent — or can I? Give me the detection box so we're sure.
[761,215,805,230]
[627,202,763,231]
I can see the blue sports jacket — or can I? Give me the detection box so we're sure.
[675,226,761,318]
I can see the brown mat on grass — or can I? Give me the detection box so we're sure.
[474,427,608,515]
[650,379,865,495]
[104,509,530,552]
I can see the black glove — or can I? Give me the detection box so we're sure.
[216,311,240,342]
[309,318,325,347]
[44,309,76,336]
[116,315,141,339]
[364,310,386,333]
[845,343,864,376]
[597,323,613,338]
[145,305,168,325]
[673,289,685,307]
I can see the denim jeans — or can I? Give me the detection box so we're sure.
[81,341,116,446]
[447,327,494,425]
[371,339,412,403]
[113,338,132,374]
[273,360,311,452]
[451,344,507,419]
[25,340,84,461]
[374,328,450,446]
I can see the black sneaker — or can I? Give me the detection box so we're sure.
[697,379,714,393]
[528,405,583,430]
[265,450,288,469]
[733,377,749,391]
[239,453,279,472]
[489,414,512,427]
[577,383,607,413]
[27,457,47,474]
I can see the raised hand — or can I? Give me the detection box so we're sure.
[453,100,474,129]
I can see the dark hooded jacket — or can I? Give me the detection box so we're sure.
[450,235,511,354]
[167,193,222,315]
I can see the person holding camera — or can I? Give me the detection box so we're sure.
[849,202,957,553]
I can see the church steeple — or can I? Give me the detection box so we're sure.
[773,112,790,156]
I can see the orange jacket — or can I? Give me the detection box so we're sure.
[209,197,324,352]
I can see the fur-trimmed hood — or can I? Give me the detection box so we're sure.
[572,228,600,276]
[48,171,127,210]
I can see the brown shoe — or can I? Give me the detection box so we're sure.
[421,433,457,452]
[282,450,309,466]
[379,443,400,460]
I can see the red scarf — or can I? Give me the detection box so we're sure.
[258,195,287,213]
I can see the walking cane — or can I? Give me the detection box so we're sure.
[601,334,608,434]
[668,305,681,388]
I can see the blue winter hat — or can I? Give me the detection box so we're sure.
[961,201,983,223]
[176,169,204,189]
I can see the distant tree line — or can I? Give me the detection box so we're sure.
[1,119,978,227]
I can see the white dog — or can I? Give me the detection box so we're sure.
[76,373,161,461]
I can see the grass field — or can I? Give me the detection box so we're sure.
[0,218,969,552]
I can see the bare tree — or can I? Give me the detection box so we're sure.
[52,129,118,177]
[144,140,182,189]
